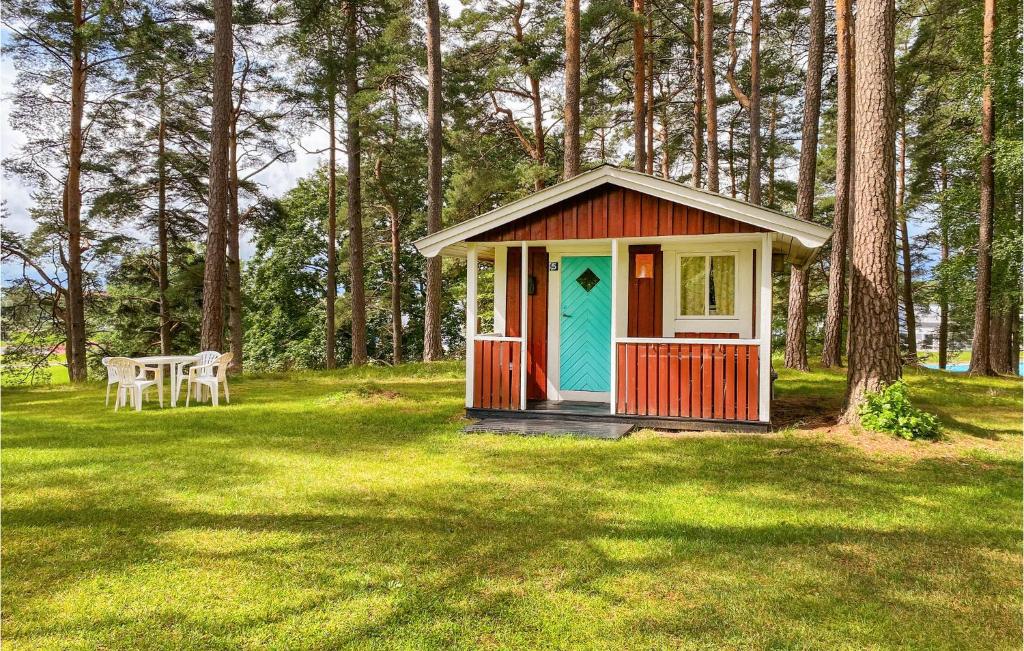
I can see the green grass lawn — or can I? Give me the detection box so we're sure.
[2,362,1021,649]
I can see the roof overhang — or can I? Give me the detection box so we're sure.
[414,165,832,267]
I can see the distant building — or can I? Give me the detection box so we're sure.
[915,304,942,351]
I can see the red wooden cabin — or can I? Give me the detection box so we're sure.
[414,166,831,431]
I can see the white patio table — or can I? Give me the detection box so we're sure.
[132,355,199,407]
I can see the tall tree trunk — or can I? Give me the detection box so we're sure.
[937,163,949,369]
[226,118,243,372]
[201,0,232,352]
[659,96,671,178]
[784,0,825,372]
[727,112,737,197]
[646,41,655,174]
[968,0,996,375]
[747,0,761,204]
[389,207,402,365]
[725,0,760,203]
[897,123,916,363]
[843,0,900,421]
[990,304,1012,374]
[530,74,545,190]
[157,80,172,356]
[822,0,853,368]
[632,0,646,171]
[766,93,777,206]
[1010,301,1021,376]
[423,0,444,361]
[563,0,580,179]
[691,0,703,187]
[702,0,718,192]
[65,0,87,381]
[346,0,367,366]
[326,92,338,368]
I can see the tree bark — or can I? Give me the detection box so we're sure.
[822,0,853,368]
[843,0,900,421]
[65,0,88,381]
[423,0,444,361]
[725,0,760,204]
[691,0,703,187]
[938,163,949,369]
[389,206,403,365]
[346,0,367,366]
[326,91,338,368]
[157,79,172,356]
[702,0,718,192]
[633,0,646,172]
[897,123,916,363]
[784,0,824,372]
[530,75,545,190]
[968,0,996,376]
[990,304,1012,374]
[727,111,737,197]
[747,0,761,204]
[563,0,580,179]
[226,117,243,372]
[766,93,777,206]
[201,0,232,353]
[659,95,671,178]
[646,40,655,175]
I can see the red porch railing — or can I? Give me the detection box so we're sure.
[473,338,522,410]
[615,342,760,421]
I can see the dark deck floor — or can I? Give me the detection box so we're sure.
[466,399,770,434]
[526,400,612,415]
[463,416,632,440]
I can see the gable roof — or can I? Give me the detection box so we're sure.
[414,165,832,266]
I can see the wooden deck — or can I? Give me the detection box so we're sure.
[465,400,770,433]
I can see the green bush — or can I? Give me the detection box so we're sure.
[859,380,941,441]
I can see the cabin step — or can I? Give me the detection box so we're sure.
[464,417,634,440]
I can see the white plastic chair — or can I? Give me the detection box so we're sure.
[184,352,232,407]
[101,357,117,406]
[107,357,162,411]
[175,350,221,403]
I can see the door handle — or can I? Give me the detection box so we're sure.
[562,313,572,317]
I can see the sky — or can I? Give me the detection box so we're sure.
[0,2,468,259]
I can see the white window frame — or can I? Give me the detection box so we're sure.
[675,251,740,320]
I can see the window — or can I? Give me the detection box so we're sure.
[678,254,737,317]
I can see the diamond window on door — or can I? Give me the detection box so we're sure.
[576,268,600,292]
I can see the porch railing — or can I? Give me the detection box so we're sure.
[615,340,760,421]
[472,336,522,410]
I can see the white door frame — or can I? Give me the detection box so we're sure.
[546,243,614,403]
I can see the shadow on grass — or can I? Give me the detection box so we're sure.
[2,362,1021,648]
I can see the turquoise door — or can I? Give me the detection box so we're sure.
[559,256,612,393]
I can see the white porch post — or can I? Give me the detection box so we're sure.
[493,245,507,334]
[519,241,528,409]
[465,245,478,408]
[609,239,619,414]
[759,233,772,422]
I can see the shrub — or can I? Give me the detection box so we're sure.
[858,380,941,441]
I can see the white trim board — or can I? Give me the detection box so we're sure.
[414,165,831,266]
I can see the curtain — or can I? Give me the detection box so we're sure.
[679,256,705,315]
[710,255,735,315]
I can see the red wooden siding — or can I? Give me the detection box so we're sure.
[505,247,522,337]
[615,342,759,421]
[473,340,522,409]
[468,185,765,243]
[526,248,548,400]
[675,332,740,339]
[627,245,663,337]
